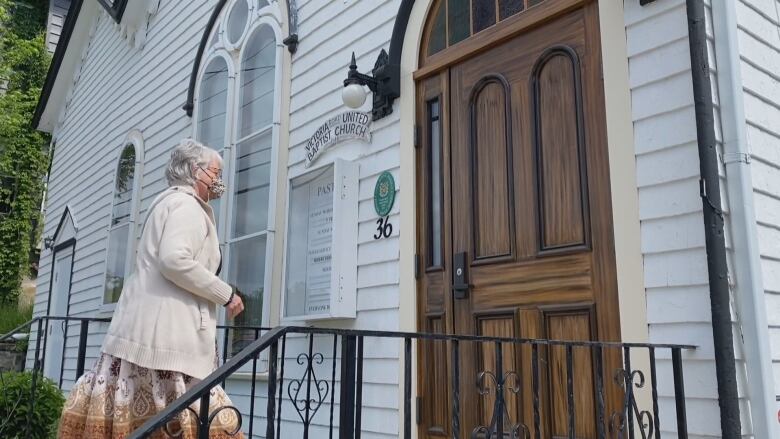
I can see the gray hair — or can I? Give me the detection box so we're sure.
[165,138,222,187]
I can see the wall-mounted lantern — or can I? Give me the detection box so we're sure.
[342,51,397,121]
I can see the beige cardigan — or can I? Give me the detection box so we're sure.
[102,185,233,379]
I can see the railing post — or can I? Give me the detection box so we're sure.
[198,392,211,439]
[404,337,412,439]
[532,343,541,439]
[355,336,364,439]
[649,347,661,437]
[278,334,287,436]
[623,346,634,439]
[265,339,279,439]
[593,345,606,439]
[304,334,314,439]
[222,327,230,389]
[39,317,48,377]
[248,328,259,438]
[495,341,504,436]
[75,320,89,379]
[339,335,357,439]
[451,340,461,439]
[672,348,688,439]
[27,318,43,438]
[566,345,575,439]
[329,335,338,439]
[59,320,68,388]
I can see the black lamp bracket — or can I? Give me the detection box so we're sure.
[343,50,398,121]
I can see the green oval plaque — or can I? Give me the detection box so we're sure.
[374,171,396,217]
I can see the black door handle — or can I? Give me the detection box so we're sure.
[452,252,471,299]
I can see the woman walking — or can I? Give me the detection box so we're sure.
[58,139,245,438]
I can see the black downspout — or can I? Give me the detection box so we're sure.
[686,0,741,436]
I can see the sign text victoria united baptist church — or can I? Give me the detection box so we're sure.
[305,111,371,167]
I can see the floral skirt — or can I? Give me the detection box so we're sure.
[57,353,243,439]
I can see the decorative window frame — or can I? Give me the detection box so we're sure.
[192,1,285,344]
[99,131,144,313]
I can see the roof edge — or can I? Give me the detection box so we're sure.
[33,0,85,131]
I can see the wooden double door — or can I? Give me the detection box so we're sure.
[415,3,621,438]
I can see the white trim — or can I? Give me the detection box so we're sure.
[192,50,237,142]
[223,0,254,52]
[100,132,145,306]
[63,204,79,232]
[267,0,293,328]
[278,159,360,323]
[712,0,779,435]
[193,1,286,363]
[53,204,79,247]
[399,2,431,438]
[598,0,647,344]
[125,130,145,274]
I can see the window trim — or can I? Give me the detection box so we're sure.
[96,0,128,23]
[101,131,144,306]
[223,0,253,52]
[192,8,285,353]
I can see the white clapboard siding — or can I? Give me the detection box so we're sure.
[624,0,743,436]
[736,0,780,402]
[31,0,216,388]
[278,0,404,437]
[32,0,403,436]
[46,0,72,53]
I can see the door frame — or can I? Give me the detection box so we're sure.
[44,242,74,385]
[42,206,78,386]
[396,0,647,436]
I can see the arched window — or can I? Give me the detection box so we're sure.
[422,0,545,60]
[195,2,282,354]
[196,56,230,218]
[103,141,142,304]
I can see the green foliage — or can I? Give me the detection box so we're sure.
[2,0,48,40]
[0,371,64,438]
[1,33,49,91]
[0,0,52,304]
[0,302,32,335]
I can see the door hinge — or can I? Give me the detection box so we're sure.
[416,396,422,424]
[415,253,421,279]
[414,124,421,149]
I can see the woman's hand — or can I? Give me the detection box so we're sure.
[226,294,244,319]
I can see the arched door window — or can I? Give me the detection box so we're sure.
[422,0,546,59]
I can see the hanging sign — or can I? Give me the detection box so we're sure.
[305,111,371,168]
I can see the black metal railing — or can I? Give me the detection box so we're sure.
[127,326,696,439]
[0,316,111,438]
[0,316,271,438]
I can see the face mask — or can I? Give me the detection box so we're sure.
[199,166,226,199]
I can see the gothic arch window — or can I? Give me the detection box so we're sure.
[194,1,283,354]
[103,133,144,305]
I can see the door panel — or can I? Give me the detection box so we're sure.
[533,48,589,252]
[416,3,619,438]
[44,246,73,385]
[469,76,514,261]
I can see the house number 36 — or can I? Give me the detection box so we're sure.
[374,216,393,239]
